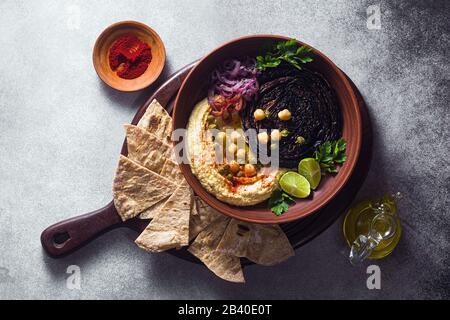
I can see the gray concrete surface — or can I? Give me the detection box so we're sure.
[0,0,449,299]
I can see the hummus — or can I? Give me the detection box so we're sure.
[187,99,278,206]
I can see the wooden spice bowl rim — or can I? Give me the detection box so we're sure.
[92,20,166,92]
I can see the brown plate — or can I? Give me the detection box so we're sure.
[41,61,371,263]
[173,35,362,224]
[92,21,166,92]
[40,63,196,258]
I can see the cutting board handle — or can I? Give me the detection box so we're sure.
[40,201,122,258]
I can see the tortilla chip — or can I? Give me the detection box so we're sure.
[160,158,184,181]
[189,197,223,241]
[217,219,294,266]
[188,216,244,283]
[113,156,176,221]
[138,196,170,219]
[137,99,172,144]
[125,124,172,174]
[135,182,191,252]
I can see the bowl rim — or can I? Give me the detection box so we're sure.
[173,34,362,224]
[92,20,166,92]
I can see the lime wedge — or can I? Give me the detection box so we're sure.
[298,158,321,190]
[279,171,311,198]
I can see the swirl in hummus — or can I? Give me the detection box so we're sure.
[187,98,279,206]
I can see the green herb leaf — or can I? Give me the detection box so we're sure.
[256,55,281,71]
[314,138,347,173]
[256,39,314,71]
[281,192,295,204]
[271,202,289,216]
[268,189,282,207]
[269,189,295,216]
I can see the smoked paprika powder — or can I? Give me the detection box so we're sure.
[109,34,152,79]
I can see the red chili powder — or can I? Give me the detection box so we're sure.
[109,34,152,80]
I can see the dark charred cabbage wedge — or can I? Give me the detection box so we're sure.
[242,63,342,168]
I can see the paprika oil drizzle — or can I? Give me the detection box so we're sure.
[109,34,152,79]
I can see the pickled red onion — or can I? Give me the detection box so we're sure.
[208,57,259,117]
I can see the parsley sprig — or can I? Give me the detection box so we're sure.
[269,139,347,216]
[314,139,347,173]
[268,189,295,216]
[256,39,314,71]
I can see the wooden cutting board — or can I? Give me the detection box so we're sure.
[41,61,372,265]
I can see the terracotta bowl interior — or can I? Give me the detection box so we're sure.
[173,35,362,224]
[93,21,166,92]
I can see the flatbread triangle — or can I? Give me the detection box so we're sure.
[125,124,173,174]
[188,216,245,283]
[113,155,176,221]
[135,182,191,252]
[137,99,172,144]
[216,219,294,266]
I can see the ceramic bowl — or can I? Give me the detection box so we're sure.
[93,21,165,92]
[173,35,362,224]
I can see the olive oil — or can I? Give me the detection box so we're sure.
[343,194,402,260]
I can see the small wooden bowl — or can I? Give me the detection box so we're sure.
[93,21,166,92]
[173,35,362,224]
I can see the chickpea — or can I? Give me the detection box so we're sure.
[228,143,238,154]
[254,109,266,121]
[278,109,292,121]
[244,164,257,177]
[230,130,241,143]
[236,148,246,161]
[257,132,269,145]
[271,129,281,141]
[216,131,226,143]
[229,161,240,174]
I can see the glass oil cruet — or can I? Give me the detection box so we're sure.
[343,192,402,265]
